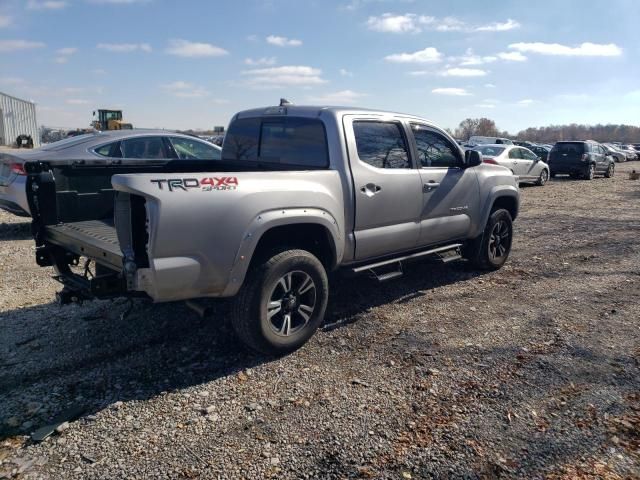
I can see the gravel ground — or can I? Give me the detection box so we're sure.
[1,163,639,479]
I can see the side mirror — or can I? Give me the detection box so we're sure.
[464,149,482,167]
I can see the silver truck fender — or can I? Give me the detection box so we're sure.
[221,207,343,297]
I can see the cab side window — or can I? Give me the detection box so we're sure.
[411,124,461,168]
[353,121,410,169]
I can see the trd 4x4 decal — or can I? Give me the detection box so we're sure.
[150,177,239,192]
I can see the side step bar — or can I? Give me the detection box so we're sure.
[351,243,463,281]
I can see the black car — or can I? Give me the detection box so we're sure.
[530,145,551,162]
[548,141,615,180]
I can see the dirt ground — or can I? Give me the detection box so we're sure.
[1,163,639,479]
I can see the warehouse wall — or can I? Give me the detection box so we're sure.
[0,92,40,148]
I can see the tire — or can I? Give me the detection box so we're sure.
[463,208,513,271]
[604,163,614,178]
[231,248,329,355]
[536,169,549,186]
[583,164,595,180]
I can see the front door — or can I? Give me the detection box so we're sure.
[344,116,423,260]
[409,124,480,247]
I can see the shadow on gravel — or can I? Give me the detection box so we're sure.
[0,221,31,241]
[0,258,484,441]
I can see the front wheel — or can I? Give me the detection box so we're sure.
[604,163,615,178]
[231,248,329,355]
[463,209,513,271]
[536,169,549,186]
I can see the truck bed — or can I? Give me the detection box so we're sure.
[45,219,123,270]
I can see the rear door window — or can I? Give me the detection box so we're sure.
[93,141,122,158]
[508,148,522,159]
[122,137,169,159]
[353,121,410,169]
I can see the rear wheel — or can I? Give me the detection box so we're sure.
[463,208,513,271]
[536,169,549,186]
[583,164,595,180]
[231,248,329,355]
[605,163,615,178]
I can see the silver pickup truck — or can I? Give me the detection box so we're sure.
[26,104,519,354]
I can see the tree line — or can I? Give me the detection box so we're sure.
[453,118,640,144]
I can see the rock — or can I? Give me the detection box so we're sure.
[21,421,33,431]
[55,422,69,433]
[6,416,20,428]
[112,401,124,410]
[270,457,280,466]
[246,403,260,412]
[203,405,216,415]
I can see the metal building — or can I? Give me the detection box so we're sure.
[0,91,39,148]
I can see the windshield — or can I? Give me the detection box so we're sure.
[475,145,505,156]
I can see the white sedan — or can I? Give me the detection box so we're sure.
[474,144,550,186]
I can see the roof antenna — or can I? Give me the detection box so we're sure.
[279,98,292,106]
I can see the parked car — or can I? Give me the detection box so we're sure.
[603,144,627,163]
[547,141,615,180]
[25,104,520,354]
[0,130,222,217]
[473,144,550,186]
[530,145,551,162]
[618,144,639,161]
[468,136,514,146]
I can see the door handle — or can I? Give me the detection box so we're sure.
[360,183,382,197]
[423,182,440,192]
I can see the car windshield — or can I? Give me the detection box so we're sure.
[476,146,505,156]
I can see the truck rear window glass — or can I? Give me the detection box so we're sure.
[222,117,328,168]
[353,121,410,169]
[553,142,585,154]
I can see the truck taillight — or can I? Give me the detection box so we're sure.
[483,158,498,165]
[10,163,26,175]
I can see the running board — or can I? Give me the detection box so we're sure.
[351,243,463,274]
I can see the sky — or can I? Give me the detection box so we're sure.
[0,0,638,133]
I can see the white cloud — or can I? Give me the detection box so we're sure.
[92,68,107,75]
[366,13,434,34]
[484,83,496,88]
[441,67,487,77]
[456,49,497,66]
[509,42,622,57]
[306,90,367,104]
[87,0,150,3]
[66,99,90,105]
[517,99,534,106]
[165,39,228,57]
[27,0,68,9]
[97,42,151,52]
[475,19,520,32]
[244,57,276,66]
[242,65,326,88]
[435,17,465,32]
[266,35,302,47]
[339,68,353,77]
[496,51,527,62]
[432,87,471,96]
[54,57,69,64]
[0,15,12,27]
[475,103,496,108]
[161,81,210,98]
[0,40,46,52]
[56,47,78,55]
[385,47,442,64]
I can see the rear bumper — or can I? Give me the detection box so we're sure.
[549,162,589,175]
[0,176,30,216]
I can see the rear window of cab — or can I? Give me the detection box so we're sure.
[222,117,329,168]
[553,142,586,153]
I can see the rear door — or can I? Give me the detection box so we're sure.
[344,116,423,260]
[409,124,480,246]
[518,148,539,179]
[506,147,522,174]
